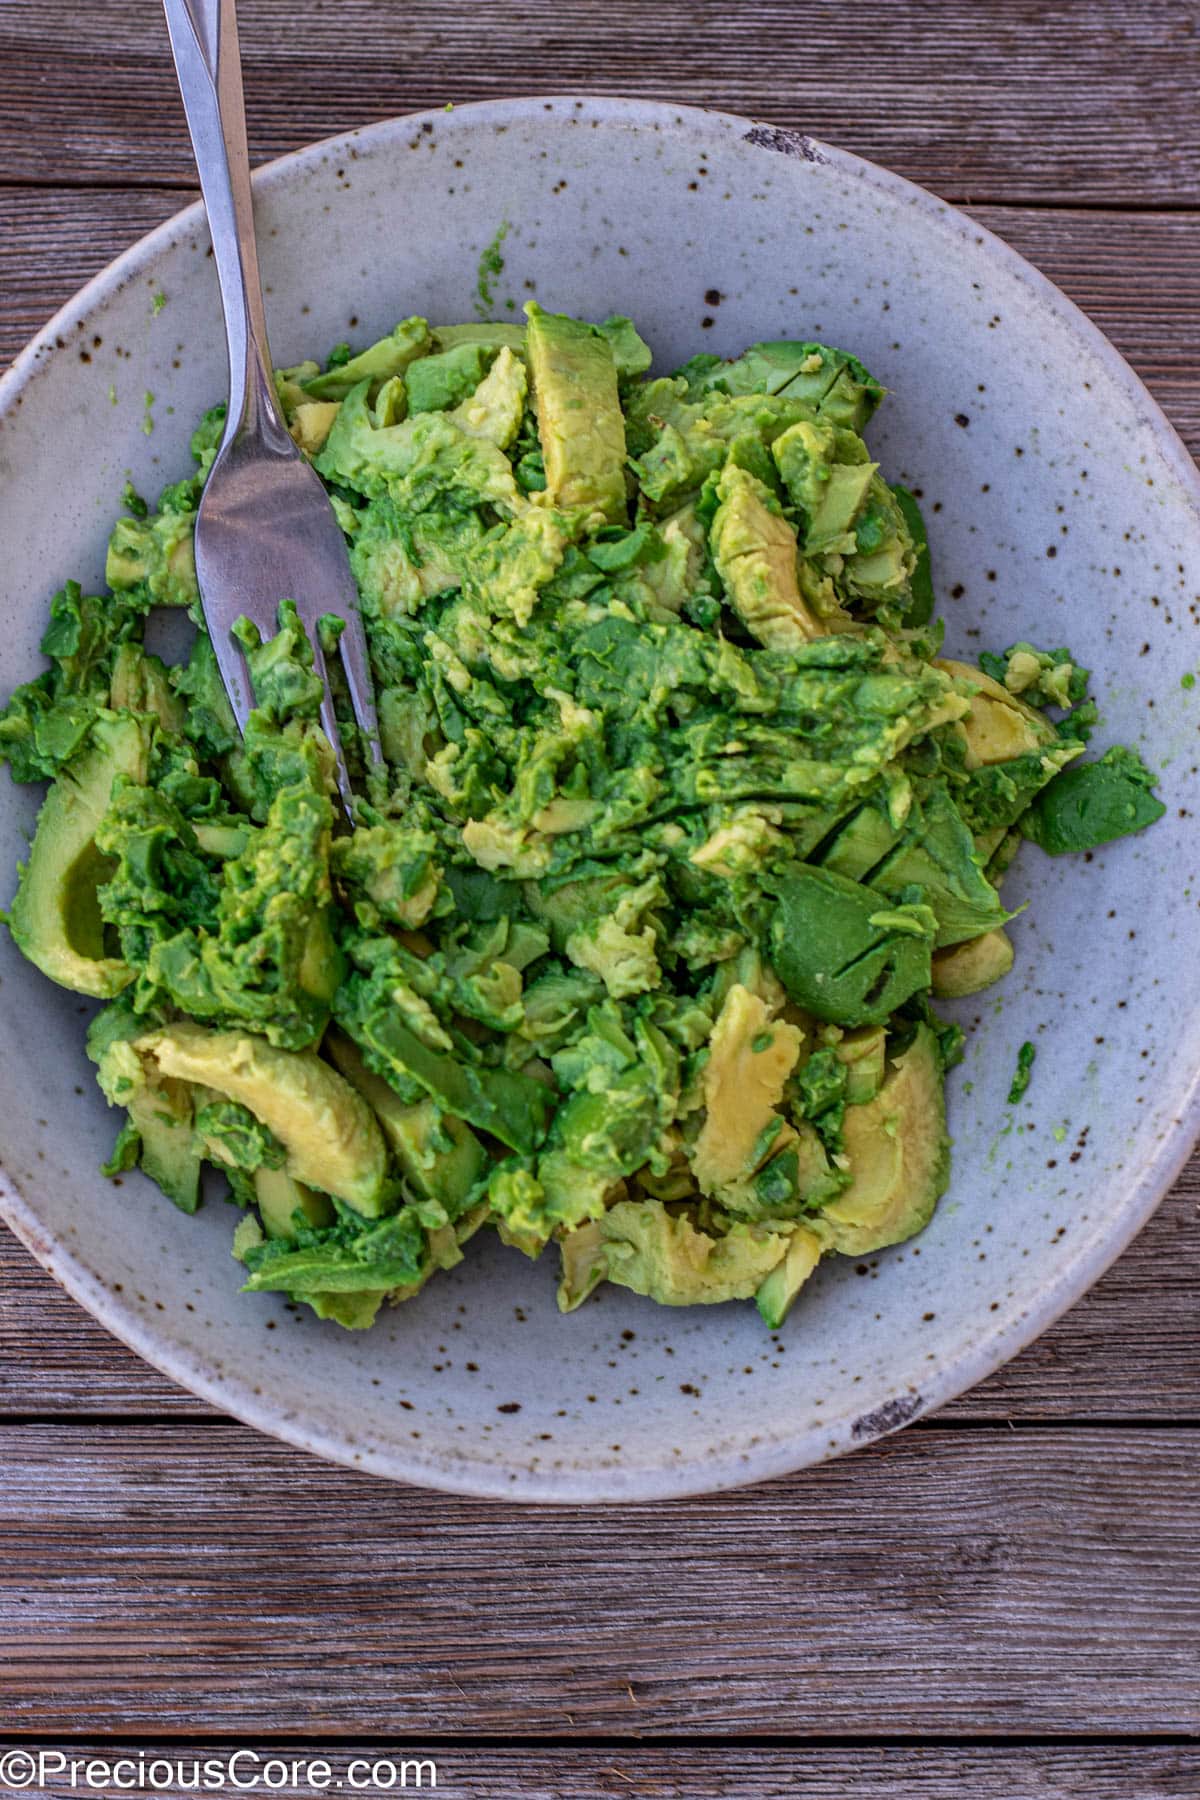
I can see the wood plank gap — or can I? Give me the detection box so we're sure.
[3,176,1200,218]
[3,1732,1199,1749]
[0,1411,1196,1432]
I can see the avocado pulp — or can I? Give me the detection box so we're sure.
[0,306,1164,1328]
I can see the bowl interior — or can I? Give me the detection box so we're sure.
[2,99,1199,1500]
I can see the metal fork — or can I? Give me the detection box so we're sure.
[162,0,381,813]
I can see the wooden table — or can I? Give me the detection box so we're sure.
[1,3,1198,1792]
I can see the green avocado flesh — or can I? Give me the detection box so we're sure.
[0,305,1164,1329]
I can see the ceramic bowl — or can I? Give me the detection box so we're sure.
[2,99,1198,1502]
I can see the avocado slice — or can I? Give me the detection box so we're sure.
[821,1025,950,1255]
[755,1223,824,1328]
[326,1030,486,1218]
[891,485,935,626]
[303,317,430,402]
[710,465,825,649]
[431,321,527,356]
[839,477,917,609]
[109,644,185,733]
[9,712,150,997]
[816,798,902,881]
[525,303,627,523]
[931,927,1014,998]
[135,1023,392,1217]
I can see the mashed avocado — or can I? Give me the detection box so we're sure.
[0,306,1165,1329]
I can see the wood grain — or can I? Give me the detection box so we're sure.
[1,1424,1196,1734]
[5,1746,1198,1799]
[2,0,1199,207]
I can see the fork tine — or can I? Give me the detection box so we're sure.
[310,638,358,819]
[336,614,384,769]
[207,607,256,735]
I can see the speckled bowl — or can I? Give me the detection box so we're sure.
[1,99,1198,1501]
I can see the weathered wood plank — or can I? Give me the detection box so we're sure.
[2,1165,1197,1420]
[4,1746,1198,1798]
[0,1425,1196,1733]
[2,189,1198,454]
[1,0,1198,206]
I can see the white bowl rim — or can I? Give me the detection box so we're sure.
[2,95,1199,1502]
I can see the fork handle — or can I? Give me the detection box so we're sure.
[163,0,290,454]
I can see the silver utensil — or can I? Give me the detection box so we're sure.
[162,0,381,812]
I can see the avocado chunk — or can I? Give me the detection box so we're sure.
[556,1218,608,1312]
[105,509,198,607]
[289,400,341,456]
[755,1223,824,1328]
[678,340,884,431]
[772,416,877,554]
[315,380,521,513]
[334,968,552,1156]
[690,983,804,1197]
[931,927,1014,998]
[88,1002,202,1213]
[890,485,934,626]
[8,712,150,997]
[836,1023,887,1105]
[869,782,1009,948]
[240,1203,427,1297]
[817,798,902,881]
[710,464,824,649]
[839,476,917,610]
[253,1165,335,1239]
[936,658,1054,766]
[821,1025,950,1255]
[767,863,937,1027]
[525,303,627,523]
[448,346,528,448]
[597,315,653,379]
[326,1030,486,1218]
[601,1199,792,1306]
[1021,744,1167,854]
[405,341,498,415]
[135,1023,392,1216]
[303,317,430,401]
[109,644,186,733]
[350,495,485,617]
